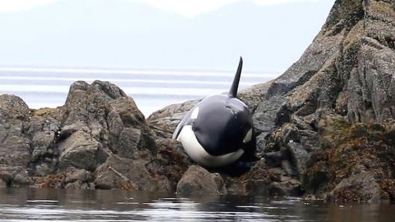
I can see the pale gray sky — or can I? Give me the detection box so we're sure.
[1,0,325,16]
[0,0,334,72]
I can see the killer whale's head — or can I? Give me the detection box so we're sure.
[173,57,256,168]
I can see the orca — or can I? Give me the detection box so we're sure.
[173,57,257,168]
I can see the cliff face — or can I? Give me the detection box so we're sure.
[1,0,395,201]
[255,0,395,202]
[270,0,395,124]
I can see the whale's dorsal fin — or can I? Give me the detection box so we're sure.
[228,57,243,98]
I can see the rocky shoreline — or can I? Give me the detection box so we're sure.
[1,0,395,202]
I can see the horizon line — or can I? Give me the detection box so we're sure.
[0,66,283,76]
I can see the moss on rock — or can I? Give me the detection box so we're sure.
[303,118,395,202]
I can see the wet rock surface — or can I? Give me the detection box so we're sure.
[304,119,395,202]
[0,0,395,201]
[176,165,227,197]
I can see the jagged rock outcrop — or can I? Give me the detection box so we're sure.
[0,81,191,190]
[260,0,395,201]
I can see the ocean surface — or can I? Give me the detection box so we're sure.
[0,67,278,117]
[0,188,395,222]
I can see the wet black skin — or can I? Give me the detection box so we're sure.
[172,57,258,168]
[173,94,257,162]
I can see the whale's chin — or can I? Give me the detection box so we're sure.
[177,125,244,168]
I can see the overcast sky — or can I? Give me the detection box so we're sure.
[0,0,326,16]
[0,0,334,72]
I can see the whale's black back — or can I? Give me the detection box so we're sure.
[172,56,257,166]
[192,94,253,156]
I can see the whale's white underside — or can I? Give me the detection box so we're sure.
[177,125,244,167]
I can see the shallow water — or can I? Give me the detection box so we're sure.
[0,188,394,222]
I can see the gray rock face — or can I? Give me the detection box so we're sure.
[148,100,199,139]
[0,95,31,185]
[255,0,395,200]
[58,129,99,171]
[94,154,171,192]
[0,80,173,189]
[176,165,227,197]
[60,80,156,161]
[0,95,31,167]
[59,81,156,166]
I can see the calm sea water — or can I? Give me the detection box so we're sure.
[1,68,395,221]
[0,188,394,222]
[0,67,277,116]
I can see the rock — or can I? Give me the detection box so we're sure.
[0,179,6,188]
[63,167,94,189]
[0,80,173,190]
[303,120,395,202]
[56,80,157,172]
[0,95,31,169]
[28,112,60,176]
[58,130,99,171]
[64,167,93,184]
[330,172,382,203]
[262,123,311,178]
[28,108,61,175]
[0,95,31,187]
[250,0,395,201]
[270,179,304,197]
[147,100,199,139]
[11,169,32,187]
[107,96,157,158]
[287,141,308,176]
[176,165,226,197]
[238,82,273,113]
[317,114,349,149]
[94,154,172,192]
[146,138,191,189]
[228,158,303,196]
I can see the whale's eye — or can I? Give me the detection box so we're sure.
[243,128,253,143]
[191,107,199,119]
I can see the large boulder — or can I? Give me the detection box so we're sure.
[53,80,169,189]
[0,95,31,186]
[176,165,227,197]
[60,80,156,162]
[0,80,189,190]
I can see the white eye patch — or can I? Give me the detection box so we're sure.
[191,107,199,119]
[243,128,253,143]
